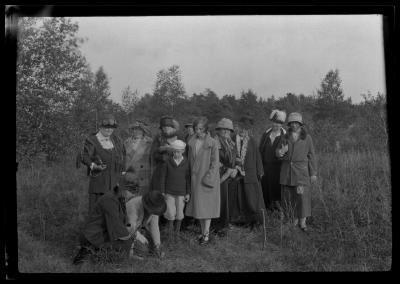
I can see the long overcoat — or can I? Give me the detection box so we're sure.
[82,133,125,195]
[232,136,266,223]
[124,136,153,194]
[277,131,317,187]
[185,134,221,219]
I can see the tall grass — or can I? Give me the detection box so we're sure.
[15,150,391,272]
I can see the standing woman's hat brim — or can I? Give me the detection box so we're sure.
[287,112,303,125]
[215,118,234,131]
[129,121,152,137]
[100,114,118,128]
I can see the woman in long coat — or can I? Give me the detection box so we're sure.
[82,114,125,214]
[259,110,287,211]
[124,121,153,195]
[213,118,238,235]
[185,117,220,245]
[231,115,266,228]
[276,112,317,231]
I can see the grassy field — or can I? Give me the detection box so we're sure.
[15,150,392,272]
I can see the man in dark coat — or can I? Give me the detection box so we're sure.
[230,115,266,229]
[73,175,167,264]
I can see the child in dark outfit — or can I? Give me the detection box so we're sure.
[159,140,191,242]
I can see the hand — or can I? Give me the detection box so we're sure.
[92,163,106,171]
[230,168,238,178]
[152,245,165,258]
[184,194,190,202]
[278,144,289,156]
[296,185,304,195]
[310,175,317,183]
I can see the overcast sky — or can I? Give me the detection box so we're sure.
[74,15,386,104]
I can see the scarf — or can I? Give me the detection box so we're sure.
[218,135,236,167]
[235,133,249,176]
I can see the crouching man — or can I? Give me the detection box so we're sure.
[73,175,167,265]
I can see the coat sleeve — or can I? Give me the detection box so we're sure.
[146,215,161,247]
[102,199,130,241]
[159,162,167,194]
[186,163,191,195]
[254,138,264,177]
[206,140,220,181]
[307,135,318,177]
[259,132,267,155]
[150,136,167,166]
[82,137,96,168]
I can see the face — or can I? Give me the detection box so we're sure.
[132,128,144,139]
[272,122,282,132]
[218,128,232,138]
[289,122,301,132]
[173,149,184,159]
[186,127,194,136]
[238,126,248,137]
[162,126,175,136]
[99,127,114,137]
[195,123,206,138]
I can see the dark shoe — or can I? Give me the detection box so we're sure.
[199,232,210,245]
[73,247,92,265]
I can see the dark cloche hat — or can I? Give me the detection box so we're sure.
[142,191,167,216]
[100,113,118,128]
[159,115,175,129]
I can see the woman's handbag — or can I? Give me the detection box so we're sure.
[201,171,216,189]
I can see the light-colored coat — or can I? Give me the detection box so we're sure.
[124,136,153,194]
[125,196,161,246]
[185,134,221,219]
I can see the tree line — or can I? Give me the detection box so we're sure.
[16,17,388,162]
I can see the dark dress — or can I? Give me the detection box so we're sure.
[231,136,266,224]
[259,128,286,210]
[149,133,175,192]
[82,132,125,213]
[213,135,238,230]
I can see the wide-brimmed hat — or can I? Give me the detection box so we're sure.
[100,114,118,128]
[170,139,186,151]
[269,110,286,124]
[129,121,152,137]
[159,115,175,129]
[142,191,167,216]
[287,112,303,125]
[216,118,234,131]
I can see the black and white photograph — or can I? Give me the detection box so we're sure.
[8,4,394,274]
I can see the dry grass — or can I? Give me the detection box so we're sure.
[15,150,392,272]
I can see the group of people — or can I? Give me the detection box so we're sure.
[73,110,318,264]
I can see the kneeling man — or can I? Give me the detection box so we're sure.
[73,175,166,264]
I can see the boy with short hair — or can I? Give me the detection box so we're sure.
[160,140,191,242]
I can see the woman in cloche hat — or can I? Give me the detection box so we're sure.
[276,112,318,232]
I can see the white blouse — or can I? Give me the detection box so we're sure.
[96,131,114,150]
